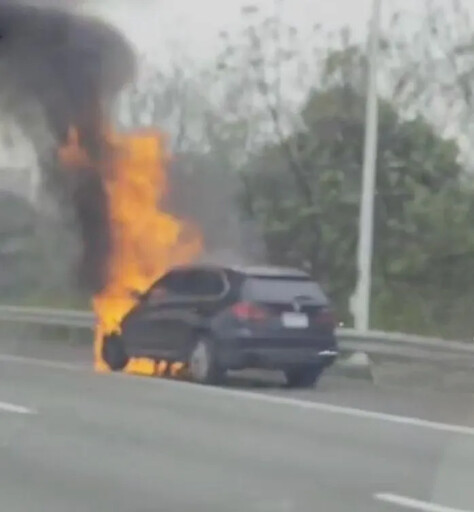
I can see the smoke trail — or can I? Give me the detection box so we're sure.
[0,0,136,292]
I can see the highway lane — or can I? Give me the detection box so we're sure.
[2,334,474,427]
[2,354,474,511]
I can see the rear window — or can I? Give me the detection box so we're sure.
[242,277,328,304]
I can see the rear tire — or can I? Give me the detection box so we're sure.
[188,337,224,385]
[102,334,129,371]
[284,365,325,389]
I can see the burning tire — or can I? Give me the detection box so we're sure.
[102,334,129,371]
[188,338,224,385]
[284,365,325,389]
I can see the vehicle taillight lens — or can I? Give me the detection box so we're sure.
[315,307,335,326]
[231,302,268,321]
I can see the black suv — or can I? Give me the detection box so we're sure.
[103,264,338,387]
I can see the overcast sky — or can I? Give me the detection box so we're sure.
[86,0,474,64]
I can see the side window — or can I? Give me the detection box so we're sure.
[192,270,225,297]
[163,272,189,295]
[144,269,226,302]
[144,271,185,304]
[173,270,225,298]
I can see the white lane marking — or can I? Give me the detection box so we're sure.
[0,401,35,415]
[3,351,474,437]
[375,493,473,512]
[161,379,474,437]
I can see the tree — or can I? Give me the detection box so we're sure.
[381,0,474,169]
[115,1,474,337]
[0,191,38,300]
[240,83,474,337]
[210,1,474,337]
[0,188,86,306]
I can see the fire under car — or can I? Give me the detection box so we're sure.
[102,264,338,387]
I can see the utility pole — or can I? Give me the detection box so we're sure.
[353,0,382,331]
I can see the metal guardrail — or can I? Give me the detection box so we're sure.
[339,328,474,367]
[0,305,473,367]
[0,306,94,329]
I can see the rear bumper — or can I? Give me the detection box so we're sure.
[217,345,338,370]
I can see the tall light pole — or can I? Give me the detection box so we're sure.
[353,0,382,331]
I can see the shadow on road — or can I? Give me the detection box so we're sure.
[225,370,287,390]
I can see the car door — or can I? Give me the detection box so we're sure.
[120,271,182,359]
[149,269,198,359]
[131,269,199,360]
[164,269,228,357]
[123,268,227,360]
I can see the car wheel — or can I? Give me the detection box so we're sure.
[188,338,224,385]
[102,333,129,371]
[284,365,325,389]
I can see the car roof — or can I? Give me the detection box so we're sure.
[170,263,310,279]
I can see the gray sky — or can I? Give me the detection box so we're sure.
[87,0,452,62]
[80,0,474,162]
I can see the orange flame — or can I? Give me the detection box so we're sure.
[59,127,202,373]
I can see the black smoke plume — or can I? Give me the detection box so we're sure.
[0,0,136,292]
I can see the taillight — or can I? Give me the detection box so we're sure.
[231,301,268,321]
[315,307,335,327]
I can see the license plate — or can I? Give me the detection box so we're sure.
[281,312,309,329]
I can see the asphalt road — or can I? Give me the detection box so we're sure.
[2,344,474,511]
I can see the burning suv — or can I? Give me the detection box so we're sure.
[102,264,338,387]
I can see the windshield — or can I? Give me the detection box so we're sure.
[242,277,328,304]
